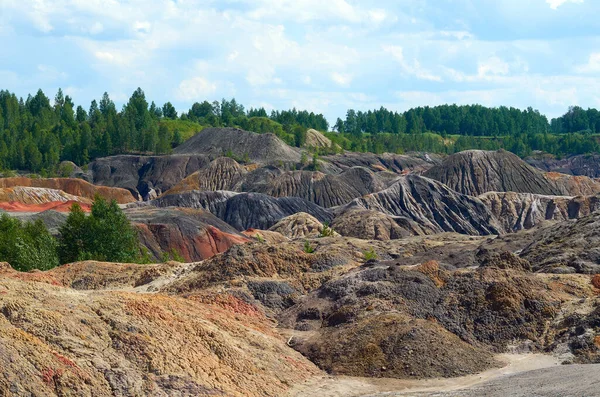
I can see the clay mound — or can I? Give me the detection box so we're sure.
[292,313,498,379]
[125,206,250,262]
[242,228,290,244]
[479,191,600,232]
[269,212,337,239]
[519,210,600,273]
[147,190,333,231]
[255,167,397,208]
[527,153,600,178]
[425,150,563,196]
[90,154,210,200]
[46,260,179,290]
[0,200,91,213]
[163,157,248,196]
[305,129,333,148]
[174,127,302,164]
[322,152,439,174]
[342,174,502,236]
[331,208,430,240]
[281,262,562,379]
[0,275,318,396]
[544,171,600,196]
[0,186,91,205]
[164,241,351,295]
[0,177,135,203]
[216,193,333,231]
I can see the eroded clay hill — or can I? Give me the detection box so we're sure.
[425,150,564,196]
[340,174,502,235]
[0,262,318,396]
[480,191,600,232]
[174,127,302,163]
[520,210,600,274]
[0,177,135,203]
[143,190,334,230]
[90,154,210,200]
[166,157,400,208]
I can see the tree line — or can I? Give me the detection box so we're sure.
[1,87,600,174]
[0,196,142,271]
[0,88,328,175]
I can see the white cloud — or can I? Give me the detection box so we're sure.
[331,72,353,87]
[546,0,584,10]
[176,77,217,101]
[382,45,443,82]
[477,56,510,78]
[576,53,600,73]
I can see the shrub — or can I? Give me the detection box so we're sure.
[363,248,378,261]
[303,240,315,254]
[58,196,141,264]
[0,214,59,271]
[319,222,335,238]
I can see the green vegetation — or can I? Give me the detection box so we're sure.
[2,86,600,175]
[0,88,328,174]
[331,105,600,157]
[0,214,59,271]
[363,248,378,261]
[303,240,315,254]
[58,197,140,264]
[319,222,335,238]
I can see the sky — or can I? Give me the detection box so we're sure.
[1,0,599,124]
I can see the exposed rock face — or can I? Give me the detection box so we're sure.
[125,207,250,262]
[305,129,334,149]
[253,167,398,208]
[520,211,600,273]
[166,160,397,208]
[527,153,600,177]
[425,150,563,196]
[0,177,135,203]
[163,157,248,195]
[0,186,90,205]
[281,262,562,379]
[90,154,210,200]
[322,152,439,174]
[331,208,430,240]
[268,212,336,239]
[174,127,302,163]
[144,191,334,231]
[544,171,600,196]
[342,175,502,236]
[480,191,600,232]
[0,265,318,396]
[242,228,290,244]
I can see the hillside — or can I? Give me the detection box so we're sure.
[174,127,302,163]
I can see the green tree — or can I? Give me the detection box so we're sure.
[162,102,177,119]
[58,197,140,264]
[0,214,59,271]
[293,125,307,147]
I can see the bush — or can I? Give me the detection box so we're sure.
[0,214,59,271]
[319,222,335,237]
[363,248,378,261]
[303,240,315,254]
[58,196,141,264]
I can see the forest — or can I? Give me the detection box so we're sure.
[0,87,599,174]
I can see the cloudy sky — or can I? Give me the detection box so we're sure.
[1,0,599,123]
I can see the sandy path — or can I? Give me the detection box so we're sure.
[289,353,560,397]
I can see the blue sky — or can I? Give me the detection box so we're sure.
[1,0,599,124]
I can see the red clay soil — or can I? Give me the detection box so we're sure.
[136,223,250,262]
[0,200,92,213]
[0,177,136,203]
